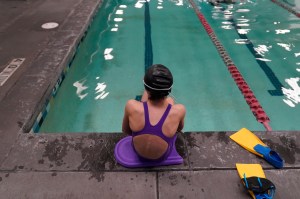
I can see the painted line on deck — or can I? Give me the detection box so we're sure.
[0,58,25,86]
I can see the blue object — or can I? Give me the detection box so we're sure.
[255,188,275,199]
[135,95,142,101]
[254,144,284,169]
[256,192,274,199]
[114,136,183,168]
[242,175,276,199]
[243,173,249,189]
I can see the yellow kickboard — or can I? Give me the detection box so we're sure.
[230,128,267,157]
[236,163,266,199]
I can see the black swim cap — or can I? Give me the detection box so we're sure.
[144,64,173,99]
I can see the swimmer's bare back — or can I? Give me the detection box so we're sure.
[122,97,185,160]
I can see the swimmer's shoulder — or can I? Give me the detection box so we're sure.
[125,99,144,113]
[171,103,186,116]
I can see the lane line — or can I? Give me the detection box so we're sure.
[135,2,154,101]
[225,16,284,96]
[144,1,153,71]
[188,0,272,131]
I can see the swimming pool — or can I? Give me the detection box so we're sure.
[37,0,300,133]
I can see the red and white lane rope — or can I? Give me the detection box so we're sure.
[271,0,300,18]
[188,0,272,131]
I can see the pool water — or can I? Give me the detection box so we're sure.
[39,0,300,133]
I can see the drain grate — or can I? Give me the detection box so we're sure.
[41,22,59,30]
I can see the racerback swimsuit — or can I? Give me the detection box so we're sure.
[132,101,176,161]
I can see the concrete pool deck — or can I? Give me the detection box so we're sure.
[0,0,299,198]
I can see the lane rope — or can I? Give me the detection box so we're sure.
[271,0,300,18]
[227,16,284,96]
[188,0,272,131]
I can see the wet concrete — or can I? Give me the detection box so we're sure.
[0,0,101,164]
[158,169,300,199]
[0,131,299,198]
[0,171,157,199]
[185,131,300,169]
[1,0,300,198]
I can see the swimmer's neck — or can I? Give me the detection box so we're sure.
[147,98,169,106]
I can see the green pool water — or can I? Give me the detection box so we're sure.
[39,0,300,133]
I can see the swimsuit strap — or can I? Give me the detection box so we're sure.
[144,101,172,128]
[134,102,173,143]
[154,102,172,130]
[143,101,150,127]
[132,102,176,161]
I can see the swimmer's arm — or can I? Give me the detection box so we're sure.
[176,104,186,132]
[177,119,184,132]
[122,102,132,135]
[177,121,184,132]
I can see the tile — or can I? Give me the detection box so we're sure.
[185,132,300,169]
[1,133,190,172]
[1,133,125,171]
[158,169,300,199]
[158,170,248,199]
[0,171,156,199]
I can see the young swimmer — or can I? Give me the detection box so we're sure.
[122,64,186,160]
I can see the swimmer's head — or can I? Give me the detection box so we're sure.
[144,64,173,100]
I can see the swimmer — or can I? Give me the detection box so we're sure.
[122,64,186,160]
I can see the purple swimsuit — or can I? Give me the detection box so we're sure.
[132,101,175,161]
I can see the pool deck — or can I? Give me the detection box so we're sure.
[0,0,299,198]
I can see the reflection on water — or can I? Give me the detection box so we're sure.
[255,58,271,62]
[116,9,123,14]
[282,77,300,107]
[135,0,145,8]
[114,17,123,22]
[254,45,271,56]
[73,80,88,100]
[175,0,184,6]
[90,4,127,64]
[215,0,298,57]
[95,82,109,100]
[237,28,250,34]
[275,29,290,34]
[280,0,300,108]
[236,8,250,12]
[277,43,293,51]
[73,77,109,101]
[222,25,233,29]
[104,48,114,60]
[235,38,250,44]
[209,0,300,105]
